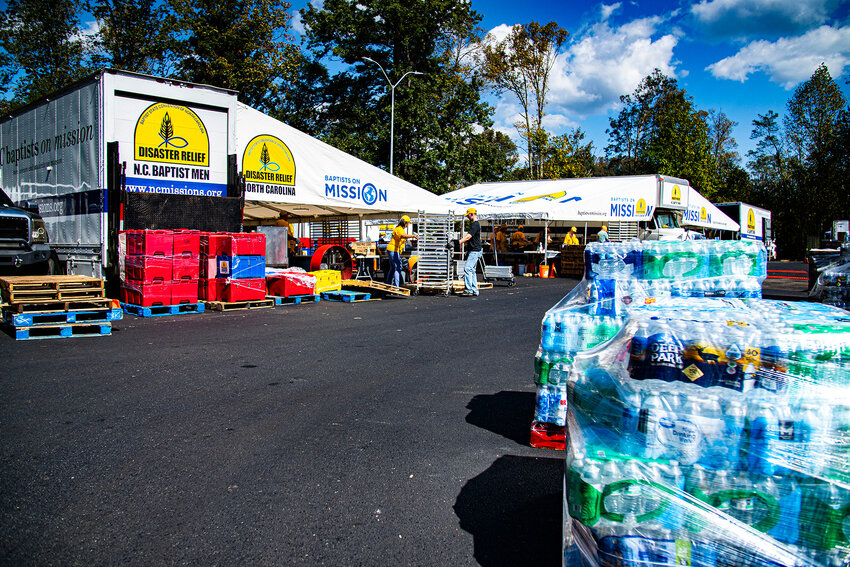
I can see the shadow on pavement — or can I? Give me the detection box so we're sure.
[454,454,563,567]
[465,391,535,446]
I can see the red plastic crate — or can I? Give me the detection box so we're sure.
[198,278,224,301]
[266,273,316,297]
[126,230,174,256]
[199,255,219,279]
[121,281,172,307]
[171,279,199,304]
[529,421,565,450]
[124,254,171,283]
[226,233,266,256]
[222,278,266,302]
[172,255,200,281]
[173,230,201,257]
[200,232,232,256]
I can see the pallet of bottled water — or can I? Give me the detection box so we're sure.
[532,241,769,447]
[562,297,850,567]
[811,260,850,310]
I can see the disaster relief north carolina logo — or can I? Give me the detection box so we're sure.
[747,209,756,231]
[243,135,296,197]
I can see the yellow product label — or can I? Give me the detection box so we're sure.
[135,103,210,166]
[672,185,681,202]
[242,134,296,186]
[683,364,704,381]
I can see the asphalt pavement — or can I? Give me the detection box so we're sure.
[0,277,575,566]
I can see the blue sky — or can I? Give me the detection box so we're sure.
[468,0,850,163]
[292,0,850,166]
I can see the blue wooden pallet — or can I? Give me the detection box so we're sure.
[6,307,122,327]
[4,323,111,340]
[270,294,321,305]
[320,290,371,302]
[123,302,205,317]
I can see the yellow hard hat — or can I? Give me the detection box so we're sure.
[401,215,410,223]
[601,225,607,231]
[570,226,577,232]
[518,225,523,230]
[466,207,477,216]
[379,232,386,237]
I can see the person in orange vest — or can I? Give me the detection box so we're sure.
[493,223,508,254]
[510,225,530,250]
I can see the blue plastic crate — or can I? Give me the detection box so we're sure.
[216,255,266,279]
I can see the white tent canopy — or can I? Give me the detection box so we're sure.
[236,103,451,222]
[442,175,738,231]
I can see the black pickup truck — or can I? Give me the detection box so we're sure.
[0,188,55,275]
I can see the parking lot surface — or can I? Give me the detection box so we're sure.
[1,277,574,566]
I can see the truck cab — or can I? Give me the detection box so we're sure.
[640,209,687,240]
[0,188,55,274]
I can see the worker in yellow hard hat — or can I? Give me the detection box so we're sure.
[385,215,418,287]
[276,211,299,255]
[458,208,482,296]
[510,224,530,250]
[493,223,508,254]
[598,225,609,243]
[564,226,580,246]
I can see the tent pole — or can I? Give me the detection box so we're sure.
[584,222,587,244]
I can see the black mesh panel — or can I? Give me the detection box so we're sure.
[123,192,243,233]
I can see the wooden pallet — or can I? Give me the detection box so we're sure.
[320,290,372,302]
[3,322,112,340]
[123,302,206,317]
[269,294,321,305]
[341,279,411,297]
[5,307,116,327]
[450,280,494,292]
[0,275,105,303]
[203,299,275,311]
[4,297,115,314]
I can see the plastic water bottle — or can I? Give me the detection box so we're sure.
[764,475,801,545]
[795,402,828,476]
[747,400,780,475]
[548,384,567,426]
[722,398,746,470]
[620,390,642,456]
[541,312,555,352]
[640,392,668,459]
[695,395,725,469]
[534,385,550,423]
[728,472,755,527]
[830,403,850,482]
[655,461,685,531]
[628,322,650,381]
[712,469,732,516]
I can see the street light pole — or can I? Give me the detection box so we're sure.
[363,57,424,176]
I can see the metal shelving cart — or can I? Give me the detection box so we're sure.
[413,211,455,295]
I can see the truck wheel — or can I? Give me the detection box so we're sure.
[44,253,63,275]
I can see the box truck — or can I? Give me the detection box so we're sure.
[715,202,772,241]
[0,69,245,283]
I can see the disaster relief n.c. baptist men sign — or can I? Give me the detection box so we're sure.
[121,101,228,196]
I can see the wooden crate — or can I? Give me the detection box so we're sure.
[349,241,377,256]
[0,275,105,304]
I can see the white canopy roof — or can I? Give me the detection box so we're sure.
[443,175,738,231]
[236,103,451,222]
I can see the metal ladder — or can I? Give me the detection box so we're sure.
[414,210,455,295]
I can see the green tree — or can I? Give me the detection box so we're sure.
[86,0,176,76]
[298,0,502,192]
[606,70,718,198]
[784,63,846,164]
[169,0,300,112]
[480,21,568,179]
[543,128,595,179]
[0,0,92,111]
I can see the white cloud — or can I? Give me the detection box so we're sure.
[292,0,323,35]
[691,0,843,39]
[548,16,679,117]
[600,3,621,21]
[706,25,850,88]
[484,14,681,151]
